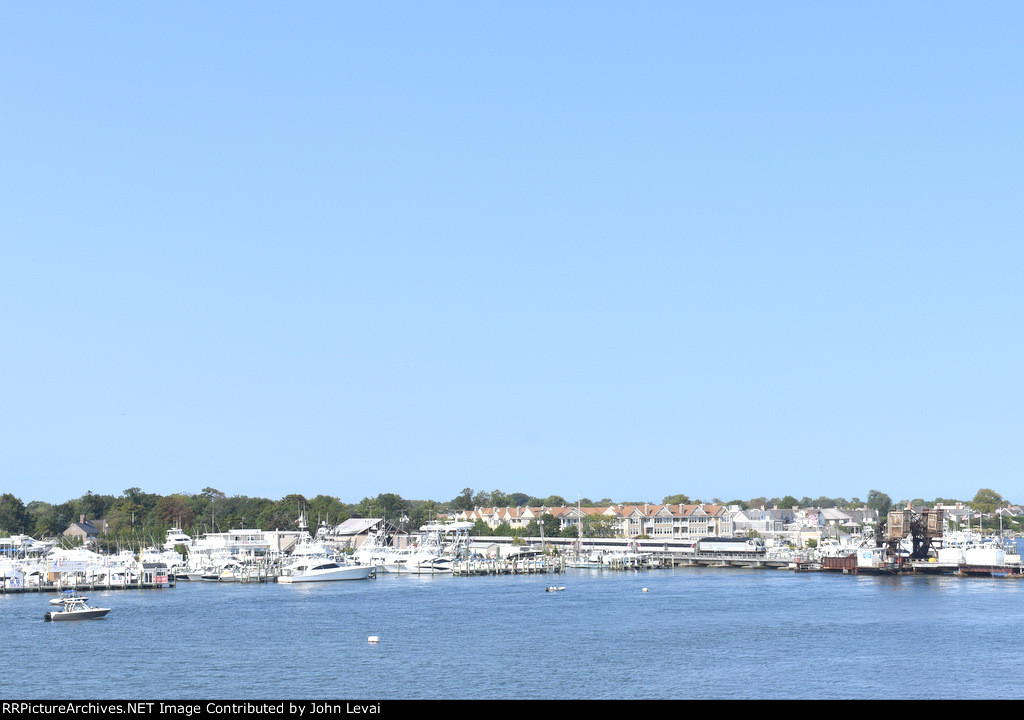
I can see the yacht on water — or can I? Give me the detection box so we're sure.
[44,592,111,621]
[277,557,376,582]
[378,521,472,574]
[350,527,392,568]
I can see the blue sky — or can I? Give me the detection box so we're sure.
[2,3,1022,506]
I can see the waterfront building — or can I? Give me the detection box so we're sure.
[468,506,500,528]
[818,508,854,537]
[731,507,781,535]
[459,501,925,546]
[843,508,880,535]
[462,503,736,541]
[765,507,797,527]
[497,506,527,530]
[323,517,406,550]
[63,515,102,545]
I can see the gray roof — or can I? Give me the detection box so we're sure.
[332,518,384,536]
[64,520,100,536]
[819,508,853,521]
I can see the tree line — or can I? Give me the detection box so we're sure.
[0,486,1014,547]
[0,486,615,547]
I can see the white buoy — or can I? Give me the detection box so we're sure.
[368,636,379,644]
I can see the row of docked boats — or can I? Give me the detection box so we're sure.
[167,520,477,583]
[2,519,479,591]
[1,545,172,590]
[278,521,474,580]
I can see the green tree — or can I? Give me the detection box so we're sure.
[508,493,531,507]
[356,493,408,522]
[308,495,350,527]
[583,514,618,538]
[227,496,272,531]
[28,500,75,537]
[970,488,1004,515]
[525,513,560,538]
[472,490,492,508]
[489,490,512,507]
[156,494,195,530]
[866,490,892,517]
[74,491,111,521]
[0,494,31,535]
[450,488,475,512]
[257,494,308,530]
[105,500,146,541]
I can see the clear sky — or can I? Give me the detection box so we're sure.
[2,3,1022,507]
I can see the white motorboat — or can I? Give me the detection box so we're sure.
[351,528,392,567]
[277,557,376,583]
[379,546,445,574]
[379,521,472,574]
[44,594,110,621]
[163,527,195,551]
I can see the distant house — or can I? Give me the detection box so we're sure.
[794,508,822,528]
[63,515,101,544]
[844,508,879,529]
[459,503,737,540]
[943,506,972,528]
[732,508,781,535]
[765,507,797,527]
[819,508,854,529]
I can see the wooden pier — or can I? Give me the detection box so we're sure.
[453,557,565,576]
[0,579,174,594]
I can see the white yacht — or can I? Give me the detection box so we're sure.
[163,528,195,551]
[350,528,392,567]
[379,521,472,574]
[277,557,376,583]
[379,546,440,574]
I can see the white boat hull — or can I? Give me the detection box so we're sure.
[277,565,376,583]
[45,607,110,621]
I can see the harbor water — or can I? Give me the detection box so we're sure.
[3,567,1023,700]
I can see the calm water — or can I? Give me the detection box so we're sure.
[3,568,1022,700]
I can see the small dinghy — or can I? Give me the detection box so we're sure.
[545,586,566,592]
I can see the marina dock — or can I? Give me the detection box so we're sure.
[454,557,565,575]
[0,579,175,594]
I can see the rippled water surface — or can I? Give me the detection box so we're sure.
[3,568,1022,699]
